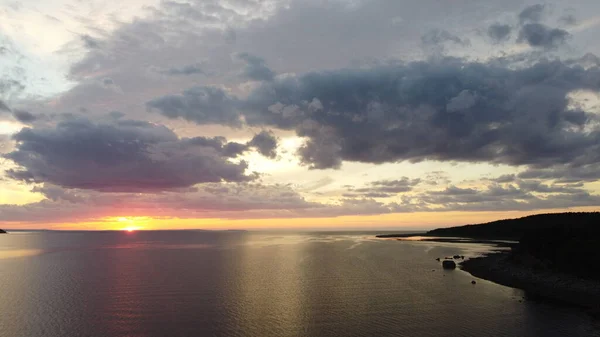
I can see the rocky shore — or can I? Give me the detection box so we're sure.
[460,251,600,310]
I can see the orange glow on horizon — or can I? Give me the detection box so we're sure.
[3,206,598,231]
[112,216,150,231]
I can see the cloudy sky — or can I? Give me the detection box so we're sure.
[1,0,600,230]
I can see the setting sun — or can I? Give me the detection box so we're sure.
[110,216,150,231]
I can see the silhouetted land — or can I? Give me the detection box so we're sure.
[427,212,600,280]
[378,212,600,241]
[0,229,6,234]
[378,212,600,309]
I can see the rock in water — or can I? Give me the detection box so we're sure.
[442,260,457,269]
[471,280,477,284]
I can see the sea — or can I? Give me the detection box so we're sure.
[0,230,598,337]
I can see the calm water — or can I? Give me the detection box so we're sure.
[0,231,598,337]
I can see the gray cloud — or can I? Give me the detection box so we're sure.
[421,178,600,211]
[81,35,101,49]
[296,121,342,169]
[0,100,10,112]
[147,57,600,169]
[102,78,114,87]
[516,180,584,194]
[11,109,37,123]
[518,163,600,183]
[108,111,125,119]
[160,63,206,76]
[4,118,255,192]
[161,1,222,23]
[146,86,241,126]
[154,56,600,170]
[0,79,25,96]
[566,53,600,68]
[487,23,512,42]
[421,29,471,55]
[421,29,470,47]
[344,177,421,198]
[248,130,278,158]
[489,174,516,183]
[235,52,275,81]
[559,13,577,26]
[519,4,546,24]
[517,23,570,49]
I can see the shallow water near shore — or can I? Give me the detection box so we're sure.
[0,231,598,337]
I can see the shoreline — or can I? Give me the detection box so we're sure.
[460,251,600,311]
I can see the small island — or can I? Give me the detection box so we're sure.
[379,212,600,309]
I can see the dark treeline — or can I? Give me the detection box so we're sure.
[0,229,6,234]
[426,212,600,240]
[428,212,600,280]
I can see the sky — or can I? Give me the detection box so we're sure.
[1,0,600,230]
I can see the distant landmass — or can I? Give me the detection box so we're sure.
[377,211,600,240]
[390,212,600,279]
[378,212,600,308]
[426,212,600,241]
[427,212,600,279]
[0,229,6,234]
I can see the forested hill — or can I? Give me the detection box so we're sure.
[426,212,600,240]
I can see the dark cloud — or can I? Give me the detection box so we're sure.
[516,180,584,194]
[344,177,421,198]
[161,63,206,76]
[146,86,241,126]
[12,109,37,123]
[248,130,278,158]
[0,101,38,123]
[429,185,479,196]
[559,13,577,26]
[420,178,600,211]
[296,121,343,169]
[518,163,600,183]
[108,111,125,119]
[4,118,255,192]
[235,52,275,81]
[102,78,114,87]
[519,4,546,24]
[487,23,512,42]
[421,29,470,54]
[81,35,101,49]
[566,53,600,68]
[421,29,470,46]
[150,57,600,170]
[489,174,515,183]
[517,23,570,49]
[426,192,600,212]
